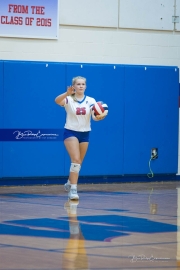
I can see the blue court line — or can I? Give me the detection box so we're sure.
[0,191,134,197]
[105,209,177,218]
[0,193,64,198]
[0,198,68,207]
[0,241,177,251]
[0,269,63,270]
[0,242,175,263]
[110,267,176,270]
[78,191,133,195]
[0,197,177,220]
[0,243,132,260]
[125,210,177,218]
[0,268,175,270]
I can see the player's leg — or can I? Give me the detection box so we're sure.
[64,140,89,193]
[64,137,82,200]
[63,130,89,199]
[79,142,89,164]
[64,137,81,185]
[65,141,89,184]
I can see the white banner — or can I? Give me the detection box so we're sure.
[0,0,59,39]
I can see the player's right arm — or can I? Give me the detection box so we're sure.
[55,86,75,106]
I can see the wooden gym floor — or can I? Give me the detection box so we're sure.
[0,181,179,270]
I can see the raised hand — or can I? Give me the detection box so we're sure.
[67,85,75,96]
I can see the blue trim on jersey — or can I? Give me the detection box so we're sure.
[90,103,94,108]
[77,95,86,104]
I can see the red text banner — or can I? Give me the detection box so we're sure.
[0,0,59,39]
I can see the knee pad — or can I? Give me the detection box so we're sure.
[70,163,81,173]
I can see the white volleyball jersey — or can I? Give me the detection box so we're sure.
[64,95,96,131]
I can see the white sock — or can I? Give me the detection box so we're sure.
[71,184,77,189]
[67,179,71,185]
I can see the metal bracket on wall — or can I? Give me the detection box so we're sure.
[172,16,179,23]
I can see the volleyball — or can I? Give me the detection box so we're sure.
[92,101,108,117]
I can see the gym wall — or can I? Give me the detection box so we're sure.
[0,60,178,180]
[0,0,180,181]
[0,0,179,66]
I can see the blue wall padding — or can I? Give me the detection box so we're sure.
[3,61,66,128]
[123,66,179,174]
[0,61,179,178]
[3,142,65,177]
[0,61,3,178]
[2,61,66,177]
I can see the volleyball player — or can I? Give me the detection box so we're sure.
[55,76,105,200]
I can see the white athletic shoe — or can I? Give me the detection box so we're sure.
[64,182,71,192]
[68,188,79,200]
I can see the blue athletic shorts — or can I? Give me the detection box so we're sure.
[63,128,90,143]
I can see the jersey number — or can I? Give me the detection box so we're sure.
[76,107,86,115]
